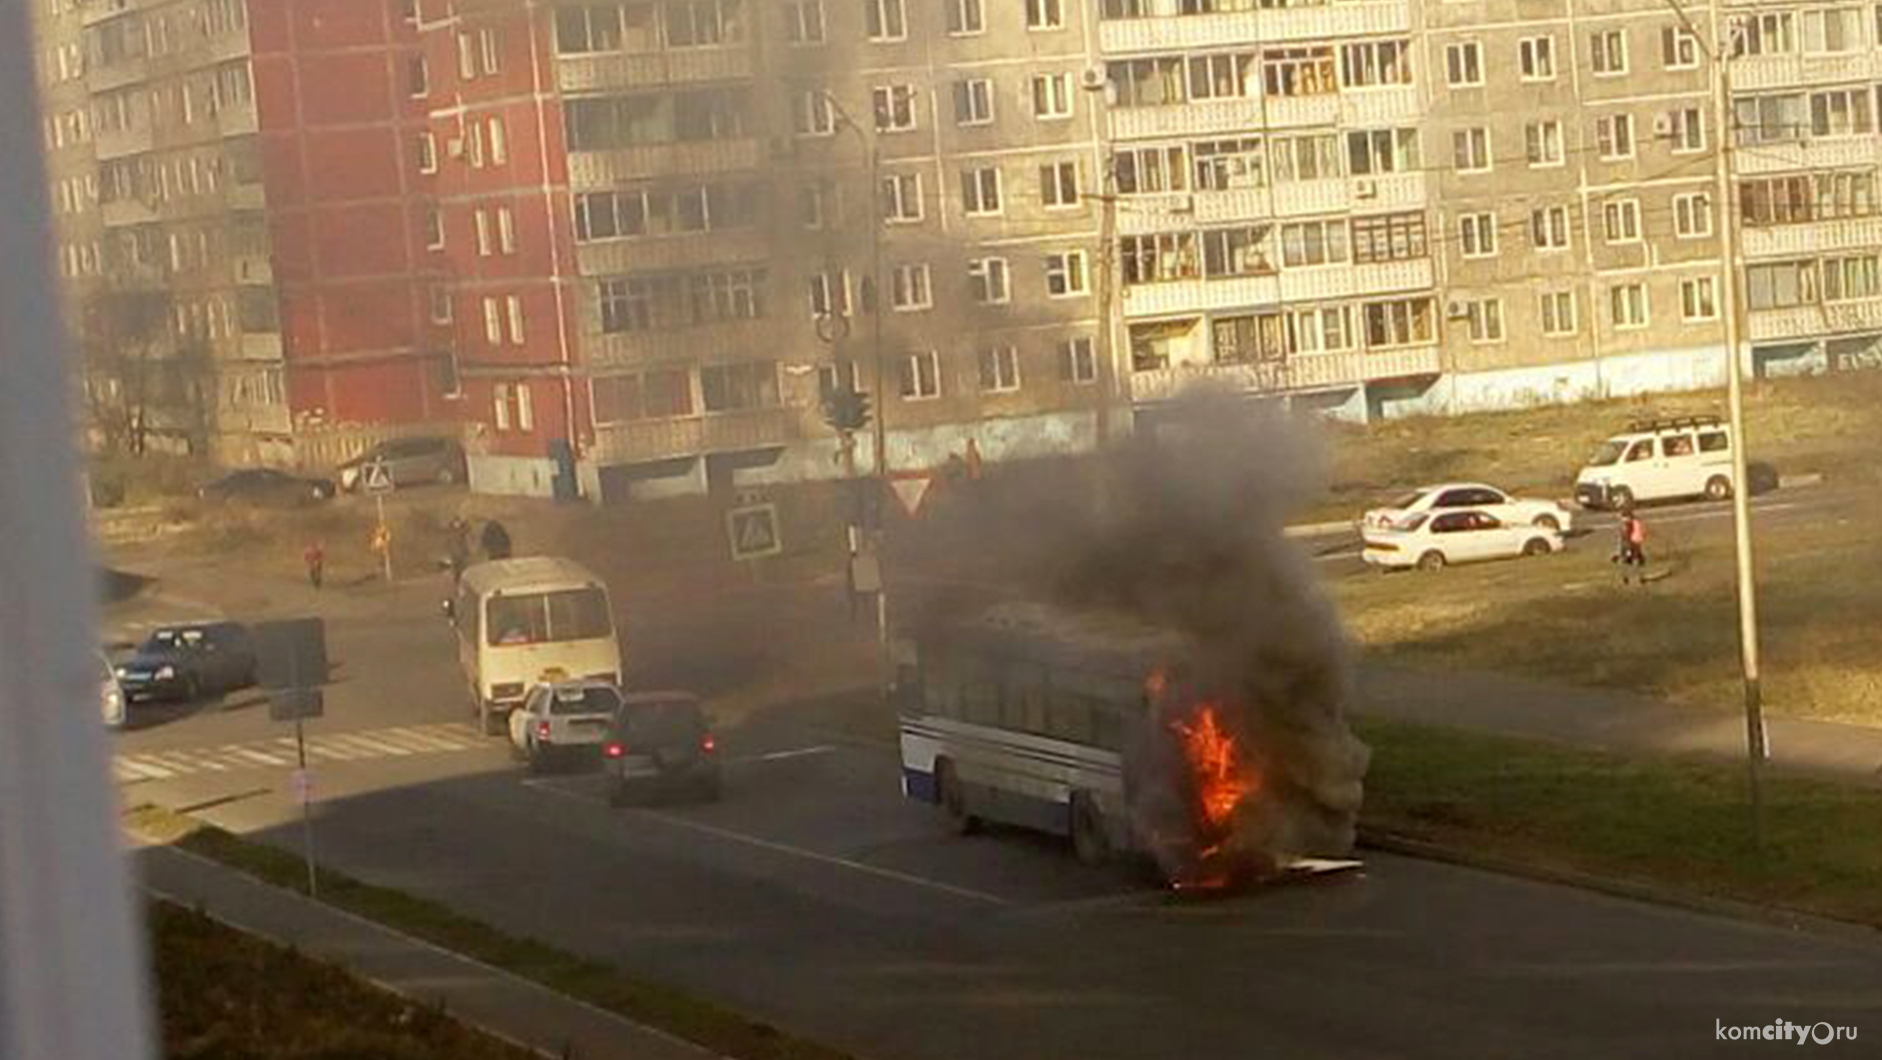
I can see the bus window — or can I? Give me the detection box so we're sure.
[1091,705,1125,752]
[1002,663,1049,734]
[1046,691,1093,744]
[485,588,610,647]
[919,649,957,718]
[961,658,1002,726]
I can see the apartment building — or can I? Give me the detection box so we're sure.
[417,0,1108,499]
[38,0,109,445]
[41,0,455,468]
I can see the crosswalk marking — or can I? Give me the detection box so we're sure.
[114,722,492,783]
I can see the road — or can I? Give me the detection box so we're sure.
[107,537,1882,1060]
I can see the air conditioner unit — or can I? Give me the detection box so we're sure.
[1352,178,1378,199]
[1651,113,1676,137]
[1445,300,1470,320]
[1079,66,1107,91]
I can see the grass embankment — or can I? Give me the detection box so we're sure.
[130,808,856,1060]
[1334,491,1882,724]
[1359,718,1882,927]
[152,900,536,1060]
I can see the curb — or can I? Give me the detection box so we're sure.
[1358,827,1882,945]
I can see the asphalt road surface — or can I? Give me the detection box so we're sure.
[107,540,1882,1060]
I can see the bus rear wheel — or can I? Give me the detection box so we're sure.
[937,760,978,835]
[1070,793,1111,865]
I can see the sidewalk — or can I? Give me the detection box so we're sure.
[138,843,721,1060]
[1355,662,1882,783]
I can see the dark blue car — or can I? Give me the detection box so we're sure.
[115,622,257,704]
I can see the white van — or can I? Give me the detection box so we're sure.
[449,557,622,735]
[1574,416,1735,510]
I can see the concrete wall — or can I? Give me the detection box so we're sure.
[468,453,558,498]
[1374,344,1728,420]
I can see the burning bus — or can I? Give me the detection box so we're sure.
[896,602,1368,890]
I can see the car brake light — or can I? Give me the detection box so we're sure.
[701,734,716,753]
[536,720,551,739]
[604,742,624,758]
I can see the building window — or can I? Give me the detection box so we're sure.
[809,269,852,317]
[1361,298,1433,349]
[1025,0,1063,30]
[700,362,780,413]
[429,285,453,324]
[1525,120,1564,166]
[483,297,504,344]
[954,78,994,126]
[493,383,511,430]
[800,182,834,229]
[1590,29,1627,75]
[1114,145,1188,193]
[1735,11,1797,55]
[1193,137,1265,190]
[1519,36,1556,80]
[1032,73,1074,119]
[1459,212,1498,258]
[890,263,931,310]
[1680,277,1718,321]
[1674,192,1712,237]
[1040,161,1080,208]
[968,257,1010,303]
[600,277,662,333]
[1060,337,1096,383]
[1045,251,1088,295]
[793,90,834,136]
[1609,283,1649,328]
[1603,198,1642,243]
[1350,212,1427,263]
[1662,26,1700,69]
[872,84,917,132]
[1596,113,1634,160]
[1260,46,1337,97]
[1280,219,1348,267]
[424,206,444,250]
[478,28,501,76]
[1540,290,1577,335]
[1803,7,1862,53]
[865,0,906,42]
[961,167,1002,215]
[1531,204,1572,250]
[417,132,438,174]
[665,0,747,48]
[1811,88,1874,137]
[557,4,630,53]
[1669,106,1705,152]
[408,56,429,97]
[1340,39,1412,87]
[1123,232,1201,282]
[1203,225,1275,276]
[1747,261,1817,310]
[900,350,941,399]
[1465,299,1504,343]
[506,294,526,344]
[687,269,765,323]
[948,0,984,34]
[488,117,508,164]
[881,171,923,222]
[1346,128,1418,175]
[476,209,494,256]
[1445,42,1483,87]
[1452,127,1491,173]
[1822,254,1882,302]
[977,346,1020,392]
[457,32,476,79]
[785,0,825,44]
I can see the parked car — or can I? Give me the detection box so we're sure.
[198,468,336,505]
[604,692,720,804]
[1362,483,1574,534]
[114,622,258,703]
[1575,416,1735,510]
[508,678,621,772]
[98,649,126,728]
[338,437,465,492]
[1362,510,1562,571]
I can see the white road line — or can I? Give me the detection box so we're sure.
[523,780,1012,908]
[115,758,172,781]
[729,745,838,766]
[362,729,452,754]
[155,750,228,774]
[304,740,367,761]
[221,746,289,768]
[328,732,416,758]
[377,727,464,753]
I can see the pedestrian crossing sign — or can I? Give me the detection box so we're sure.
[727,503,783,561]
[363,460,395,495]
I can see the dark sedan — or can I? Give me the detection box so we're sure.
[198,468,336,505]
[114,622,257,704]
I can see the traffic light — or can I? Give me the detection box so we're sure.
[823,384,872,433]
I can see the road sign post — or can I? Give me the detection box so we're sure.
[364,460,395,583]
[255,621,329,897]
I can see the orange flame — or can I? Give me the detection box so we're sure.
[1171,702,1257,855]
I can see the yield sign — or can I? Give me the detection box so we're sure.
[888,476,932,517]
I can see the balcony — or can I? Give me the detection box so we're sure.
[87,57,150,93]
[567,139,760,186]
[226,183,267,211]
[1742,217,1882,260]
[1129,343,1440,401]
[573,229,768,277]
[1110,97,1264,141]
[239,333,284,361]
[1341,85,1419,126]
[217,101,260,137]
[557,48,752,93]
[1097,2,1410,54]
[1731,52,1882,92]
[589,405,806,463]
[1122,274,1279,317]
[1749,300,1882,342]
[100,199,157,228]
[1732,136,1880,176]
[584,319,779,369]
[1280,258,1432,301]
[94,124,153,162]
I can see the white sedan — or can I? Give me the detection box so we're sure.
[1361,483,1574,535]
[1362,510,1564,571]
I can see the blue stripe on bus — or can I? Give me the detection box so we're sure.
[899,721,1123,777]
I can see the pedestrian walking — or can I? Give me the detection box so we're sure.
[1616,507,1648,584]
[446,516,471,578]
[303,541,325,590]
[480,518,512,561]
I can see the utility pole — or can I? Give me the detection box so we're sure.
[1081,75,1121,449]
[1680,0,1767,840]
[0,0,157,1056]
